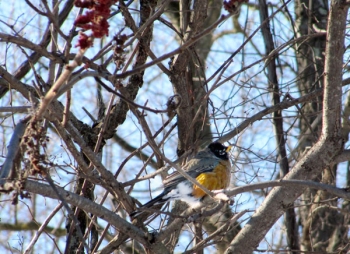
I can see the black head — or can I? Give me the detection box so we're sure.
[208,142,231,160]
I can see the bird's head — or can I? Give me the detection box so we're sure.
[208,142,232,160]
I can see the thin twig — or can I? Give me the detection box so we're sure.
[44,174,89,253]
[207,0,292,85]
[23,202,64,254]
[225,180,350,199]
[123,0,174,48]
[24,180,151,246]
[111,13,233,80]
[217,88,323,143]
[183,210,248,254]
[162,157,214,198]
[96,77,182,114]
[0,106,31,113]
[62,89,71,126]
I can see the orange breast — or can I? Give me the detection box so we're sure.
[192,162,231,198]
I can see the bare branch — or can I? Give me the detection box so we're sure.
[218,88,323,143]
[23,203,64,254]
[24,180,150,246]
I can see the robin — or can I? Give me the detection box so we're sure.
[131,142,232,218]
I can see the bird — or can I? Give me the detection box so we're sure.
[130,142,232,219]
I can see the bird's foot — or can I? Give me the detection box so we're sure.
[212,190,234,205]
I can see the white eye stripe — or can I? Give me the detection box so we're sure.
[218,150,226,155]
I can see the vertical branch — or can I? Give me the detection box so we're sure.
[170,0,210,157]
[194,222,204,254]
[35,48,87,119]
[322,1,345,136]
[258,0,299,251]
[294,0,329,251]
[47,0,59,87]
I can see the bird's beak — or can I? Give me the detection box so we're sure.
[226,145,232,152]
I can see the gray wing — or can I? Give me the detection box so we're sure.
[163,154,220,191]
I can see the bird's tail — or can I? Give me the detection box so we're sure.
[130,192,169,219]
